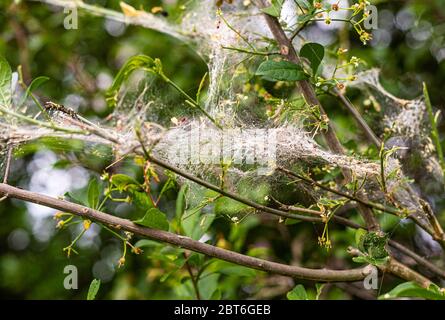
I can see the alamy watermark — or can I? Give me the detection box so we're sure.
[166,123,277,175]
[63,265,78,290]
[61,3,379,31]
[363,265,379,290]
[364,5,378,30]
[63,8,78,30]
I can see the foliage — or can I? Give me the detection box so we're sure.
[87,279,101,301]
[0,55,12,107]
[379,282,445,301]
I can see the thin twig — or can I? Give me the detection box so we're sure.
[348,247,433,289]
[277,166,406,216]
[0,105,87,135]
[388,240,445,280]
[183,252,201,300]
[221,46,279,56]
[142,150,362,227]
[333,88,381,147]
[3,146,12,184]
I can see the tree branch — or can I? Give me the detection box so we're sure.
[255,0,380,232]
[142,151,362,229]
[333,88,381,147]
[0,182,371,282]
[277,166,404,216]
[142,151,445,282]
[348,247,433,288]
[388,240,445,280]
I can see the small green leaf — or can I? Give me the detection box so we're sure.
[295,0,312,10]
[157,177,175,203]
[353,255,389,266]
[106,55,157,108]
[285,218,302,225]
[355,228,367,247]
[260,0,284,17]
[210,289,222,300]
[87,279,101,300]
[198,273,220,300]
[182,203,215,240]
[256,60,308,82]
[133,208,169,231]
[370,257,390,266]
[218,265,257,277]
[19,76,50,106]
[64,191,87,206]
[300,42,325,75]
[379,282,445,300]
[110,174,140,191]
[176,184,188,219]
[196,72,208,103]
[214,261,258,277]
[287,284,308,300]
[298,12,315,24]
[87,178,100,209]
[0,55,12,108]
[134,239,162,248]
[52,159,72,169]
[352,256,368,264]
[131,191,154,210]
[198,214,215,238]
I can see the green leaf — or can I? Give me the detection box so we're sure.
[298,12,315,24]
[300,42,325,75]
[355,228,367,247]
[106,55,157,108]
[210,289,222,300]
[285,218,301,225]
[64,191,87,207]
[353,255,389,266]
[19,76,50,106]
[182,203,215,240]
[0,55,12,108]
[218,266,257,277]
[87,178,100,209]
[260,0,284,17]
[87,279,101,300]
[295,0,312,10]
[379,282,445,300]
[134,239,162,248]
[352,256,368,264]
[196,72,208,103]
[131,191,154,210]
[176,184,188,219]
[52,159,72,169]
[287,284,308,300]
[198,273,220,300]
[157,176,175,203]
[256,60,308,82]
[133,208,169,231]
[214,261,258,277]
[110,174,140,191]
[197,214,215,238]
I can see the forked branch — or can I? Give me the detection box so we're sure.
[0,182,371,282]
